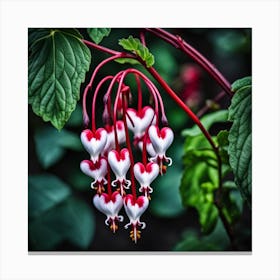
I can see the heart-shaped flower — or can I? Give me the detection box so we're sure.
[80,128,108,163]
[126,106,156,140]
[80,158,108,194]
[138,137,156,157]
[108,148,131,195]
[93,191,124,232]
[148,125,174,174]
[103,121,126,155]
[133,162,159,197]
[124,194,149,243]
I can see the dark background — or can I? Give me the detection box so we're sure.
[28,28,252,251]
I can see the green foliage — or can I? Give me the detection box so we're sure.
[87,28,111,44]
[182,110,228,137]
[174,218,230,251]
[29,174,95,250]
[180,111,242,234]
[28,28,91,130]
[228,77,252,206]
[34,125,82,168]
[119,36,155,67]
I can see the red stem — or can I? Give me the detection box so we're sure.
[145,28,233,97]
[147,66,218,152]
[122,93,137,199]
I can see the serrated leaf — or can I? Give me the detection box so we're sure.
[114,57,140,65]
[29,174,71,218]
[228,77,252,206]
[119,36,155,67]
[182,110,228,137]
[34,125,82,168]
[28,28,91,130]
[87,28,111,44]
[28,174,95,250]
[231,76,251,92]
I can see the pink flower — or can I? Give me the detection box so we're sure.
[133,162,159,198]
[80,128,108,163]
[124,194,149,243]
[148,125,174,174]
[80,158,108,194]
[93,191,124,232]
[126,106,156,141]
[103,121,126,155]
[108,148,131,196]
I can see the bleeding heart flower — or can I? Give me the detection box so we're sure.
[81,128,108,163]
[93,191,124,232]
[126,106,156,140]
[138,137,156,157]
[148,125,174,174]
[133,162,159,197]
[103,121,126,155]
[124,194,149,243]
[80,158,108,194]
[108,148,131,196]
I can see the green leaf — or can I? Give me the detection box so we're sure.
[173,218,230,251]
[231,76,252,92]
[28,28,91,130]
[28,174,95,250]
[228,77,252,206]
[87,28,111,44]
[182,110,228,137]
[180,134,219,234]
[114,57,140,65]
[29,174,71,218]
[34,125,82,168]
[119,36,155,67]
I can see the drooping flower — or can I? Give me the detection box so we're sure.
[93,191,124,232]
[108,148,131,196]
[80,128,108,163]
[133,162,159,198]
[126,106,156,142]
[123,194,149,243]
[80,158,108,194]
[103,120,126,155]
[148,125,174,174]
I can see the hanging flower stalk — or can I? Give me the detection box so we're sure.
[80,64,174,243]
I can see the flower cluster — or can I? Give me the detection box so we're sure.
[80,67,174,243]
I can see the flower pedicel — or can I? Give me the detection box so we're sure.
[80,67,174,243]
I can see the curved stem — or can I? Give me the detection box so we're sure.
[145,28,232,97]
[147,66,218,152]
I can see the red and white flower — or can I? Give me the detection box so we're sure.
[108,148,131,196]
[133,162,159,197]
[148,125,174,174]
[126,106,156,141]
[93,191,124,232]
[103,121,126,155]
[80,158,108,194]
[124,194,149,243]
[80,128,108,163]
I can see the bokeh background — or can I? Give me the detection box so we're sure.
[28,28,251,251]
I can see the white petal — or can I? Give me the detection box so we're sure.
[133,162,159,187]
[108,148,131,178]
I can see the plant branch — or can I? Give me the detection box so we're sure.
[145,28,233,97]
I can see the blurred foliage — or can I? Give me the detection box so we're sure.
[29,174,95,250]
[28,28,251,251]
